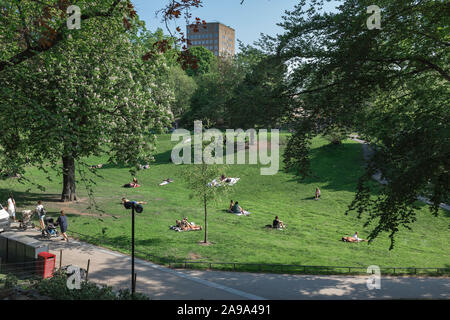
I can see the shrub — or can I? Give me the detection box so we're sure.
[323,125,348,145]
[35,272,149,300]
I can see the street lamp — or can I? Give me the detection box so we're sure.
[123,200,141,297]
[131,202,136,296]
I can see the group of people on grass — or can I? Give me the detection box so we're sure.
[5,180,365,244]
[228,200,250,216]
[175,217,202,231]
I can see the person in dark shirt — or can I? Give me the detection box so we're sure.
[56,210,69,242]
[272,216,285,229]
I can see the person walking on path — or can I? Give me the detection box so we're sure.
[56,210,69,242]
[7,194,16,222]
[36,200,46,230]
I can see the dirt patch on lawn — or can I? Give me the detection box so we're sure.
[188,252,202,260]
[197,241,214,246]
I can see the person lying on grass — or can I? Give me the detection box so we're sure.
[122,198,147,206]
[176,218,202,231]
[342,231,367,242]
[220,174,231,183]
[159,178,174,186]
[123,177,140,188]
[272,216,286,229]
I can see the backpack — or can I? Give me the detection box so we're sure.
[135,204,143,213]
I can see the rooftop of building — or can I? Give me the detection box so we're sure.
[187,21,235,31]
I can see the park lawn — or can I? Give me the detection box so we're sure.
[0,134,448,270]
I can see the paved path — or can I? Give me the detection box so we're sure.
[9,227,450,300]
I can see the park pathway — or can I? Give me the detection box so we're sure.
[10,227,450,300]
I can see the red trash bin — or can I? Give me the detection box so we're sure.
[36,252,56,279]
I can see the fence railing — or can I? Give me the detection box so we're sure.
[67,230,450,276]
[168,261,450,275]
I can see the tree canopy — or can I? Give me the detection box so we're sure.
[0,1,174,201]
[185,46,217,77]
[275,0,449,248]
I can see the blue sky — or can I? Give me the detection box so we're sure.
[131,0,338,51]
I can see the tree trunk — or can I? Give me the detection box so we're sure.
[61,156,77,202]
[204,195,207,243]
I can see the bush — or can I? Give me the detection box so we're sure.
[1,274,18,289]
[323,125,348,145]
[35,272,149,300]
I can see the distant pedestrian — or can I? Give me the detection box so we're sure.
[7,194,16,222]
[36,200,45,230]
[56,210,69,242]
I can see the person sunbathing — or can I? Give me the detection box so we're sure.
[342,232,367,242]
[272,216,286,229]
[181,217,202,231]
[122,198,147,207]
[123,177,140,188]
[159,178,174,186]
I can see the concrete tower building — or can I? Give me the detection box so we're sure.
[186,22,235,57]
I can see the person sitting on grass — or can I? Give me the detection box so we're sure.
[272,216,286,229]
[315,187,321,200]
[228,200,234,213]
[352,231,367,242]
[232,201,249,216]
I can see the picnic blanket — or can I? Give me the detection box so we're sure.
[231,210,251,216]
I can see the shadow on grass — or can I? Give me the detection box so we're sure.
[0,189,62,206]
[286,142,365,193]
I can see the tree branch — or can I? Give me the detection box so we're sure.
[0,0,122,73]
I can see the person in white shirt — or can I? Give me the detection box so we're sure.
[7,194,16,222]
[353,231,367,242]
[36,200,45,230]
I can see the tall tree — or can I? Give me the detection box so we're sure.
[182,143,229,244]
[0,4,173,201]
[276,0,449,248]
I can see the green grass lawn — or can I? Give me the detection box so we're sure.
[1,134,449,271]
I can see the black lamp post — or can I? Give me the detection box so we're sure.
[131,202,135,296]
[124,200,137,297]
